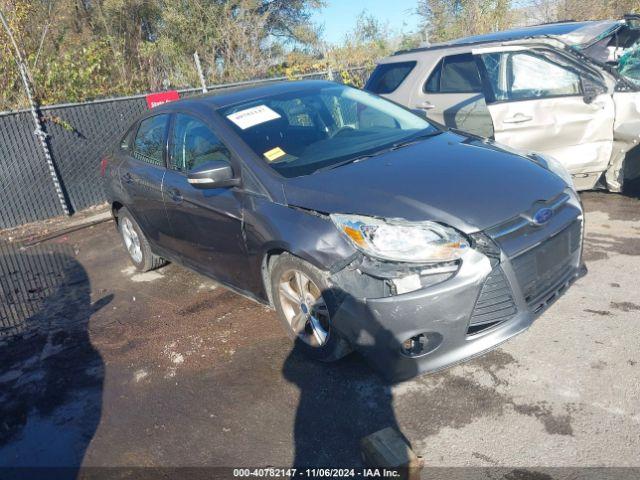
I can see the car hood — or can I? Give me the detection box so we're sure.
[283,131,566,234]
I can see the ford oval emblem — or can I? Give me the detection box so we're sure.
[533,207,553,225]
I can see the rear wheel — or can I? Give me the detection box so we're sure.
[118,208,166,272]
[270,253,351,362]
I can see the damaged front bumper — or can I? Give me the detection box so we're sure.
[329,197,586,382]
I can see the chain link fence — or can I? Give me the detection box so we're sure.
[0,67,371,230]
[0,241,77,337]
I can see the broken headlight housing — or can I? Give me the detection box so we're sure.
[330,214,470,263]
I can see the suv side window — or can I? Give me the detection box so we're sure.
[170,114,232,173]
[365,61,417,94]
[133,115,169,166]
[424,54,483,93]
[481,51,582,102]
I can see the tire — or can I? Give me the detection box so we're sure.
[117,207,167,272]
[270,253,351,362]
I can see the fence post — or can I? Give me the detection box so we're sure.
[193,51,208,93]
[326,66,335,81]
[0,9,70,217]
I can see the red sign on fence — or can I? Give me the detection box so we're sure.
[146,90,180,109]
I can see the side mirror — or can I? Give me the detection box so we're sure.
[187,160,239,189]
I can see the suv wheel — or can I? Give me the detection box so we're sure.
[118,208,166,272]
[270,253,351,362]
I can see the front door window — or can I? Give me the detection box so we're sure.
[170,114,232,173]
[480,51,582,102]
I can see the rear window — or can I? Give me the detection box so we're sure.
[424,54,483,93]
[365,61,416,94]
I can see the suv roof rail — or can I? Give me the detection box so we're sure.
[390,19,597,57]
[393,46,434,56]
[530,19,577,26]
[392,39,501,56]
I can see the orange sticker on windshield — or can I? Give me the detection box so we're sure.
[264,147,286,162]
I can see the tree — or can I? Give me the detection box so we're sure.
[543,0,639,21]
[325,11,393,69]
[417,0,515,43]
[0,0,326,109]
[0,1,40,109]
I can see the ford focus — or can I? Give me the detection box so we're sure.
[102,80,586,380]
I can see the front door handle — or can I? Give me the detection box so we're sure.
[169,188,183,203]
[418,100,436,110]
[503,114,533,124]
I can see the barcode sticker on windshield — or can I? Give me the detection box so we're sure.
[226,105,281,130]
[264,147,286,162]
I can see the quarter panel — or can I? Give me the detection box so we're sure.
[102,149,126,206]
[242,195,357,299]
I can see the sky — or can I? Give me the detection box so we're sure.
[312,0,421,45]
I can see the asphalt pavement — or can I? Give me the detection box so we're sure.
[0,191,638,473]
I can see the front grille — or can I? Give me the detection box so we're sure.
[511,221,581,307]
[468,267,517,335]
[486,193,570,240]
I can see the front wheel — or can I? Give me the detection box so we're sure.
[270,253,351,362]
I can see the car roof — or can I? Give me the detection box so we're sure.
[153,79,337,114]
[447,21,594,45]
[391,19,614,58]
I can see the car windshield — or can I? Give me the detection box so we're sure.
[567,19,640,87]
[218,84,438,178]
[618,43,640,86]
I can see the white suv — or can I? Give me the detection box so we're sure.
[366,16,640,191]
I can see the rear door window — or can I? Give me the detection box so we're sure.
[133,115,169,166]
[424,54,483,93]
[365,61,417,94]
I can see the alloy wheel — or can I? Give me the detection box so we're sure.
[121,217,143,264]
[278,269,330,347]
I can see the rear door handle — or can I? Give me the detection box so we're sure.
[418,101,436,110]
[122,173,133,184]
[169,188,183,203]
[503,114,533,124]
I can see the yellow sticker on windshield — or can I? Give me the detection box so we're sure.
[264,147,286,162]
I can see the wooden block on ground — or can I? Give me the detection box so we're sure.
[361,427,423,478]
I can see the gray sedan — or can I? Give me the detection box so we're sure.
[102,80,586,381]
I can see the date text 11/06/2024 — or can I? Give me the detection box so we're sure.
[233,468,403,478]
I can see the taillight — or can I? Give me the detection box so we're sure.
[100,157,108,177]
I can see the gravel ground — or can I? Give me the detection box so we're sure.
[0,191,638,473]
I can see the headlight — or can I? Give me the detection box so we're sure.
[330,214,470,263]
[532,153,575,190]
